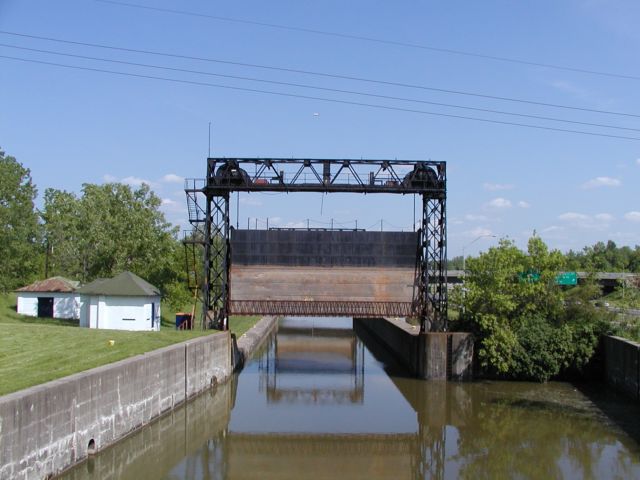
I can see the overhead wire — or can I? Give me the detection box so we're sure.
[1,30,638,119]
[1,42,637,132]
[95,0,640,82]
[2,54,639,141]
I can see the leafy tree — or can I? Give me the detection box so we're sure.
[43,182,190,305]
[0,149,41,291]
[459,236,611,381]
[41,188,83,277]
[448,255,464,270]
[566,240,640,273]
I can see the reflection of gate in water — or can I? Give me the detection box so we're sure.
[258,323,365,405]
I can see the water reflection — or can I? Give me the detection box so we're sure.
[259,317,365,404]
[59,380,235,480]
[60,317,640,480]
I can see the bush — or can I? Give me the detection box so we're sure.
[462,236,612,382]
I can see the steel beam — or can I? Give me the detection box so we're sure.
[230,300,413,318]
[194,157,446,195]
[185,157,447,331]
[206,194,230,330]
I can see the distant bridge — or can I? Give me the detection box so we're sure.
[446,270,637,289]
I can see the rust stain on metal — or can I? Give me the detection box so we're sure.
[230,266,415,302]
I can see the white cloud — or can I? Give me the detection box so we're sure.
[240,196,263,207]
[594,213,614,222]
[161,173,184,184]
[103,174,117,182]
[636,158,640,166]
[558,212,589,222]
[483,183,514,191]
[550,80,591,99]
[517,201,530,208]
[121,176,154,187]
[486,197,512,209]
[280,221,308,229]
[581,176,621,189]
[558,211,614,230]
[468,227,494,237]
[160,198,185,213]
[624,211,640,222]
[465,214,488,221]
[542,226,562,233]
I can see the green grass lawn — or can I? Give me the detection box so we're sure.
[0,293,259,396]
[228,316,262,337]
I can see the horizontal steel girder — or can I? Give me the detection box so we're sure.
[230,300,414,318]
[188,157,446,195]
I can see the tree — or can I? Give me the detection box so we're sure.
[43,182,189,304]
[448,255,464,270]
[0,149,41,291]
[459,236,611,381]
[41,188,83,278]
[564,240,640,273]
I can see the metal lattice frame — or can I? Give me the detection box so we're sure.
[203,194,230,330]
[186,157,447,331]
[230,300,413,318]
[417,195,448,332]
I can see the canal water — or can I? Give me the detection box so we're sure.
[61,317,640,479]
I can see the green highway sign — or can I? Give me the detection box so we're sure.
[518,270,541,283]
[556,272,578,286]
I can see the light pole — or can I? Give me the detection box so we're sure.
[462,234,497,275]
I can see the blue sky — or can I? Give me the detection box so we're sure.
[1,0,639,256]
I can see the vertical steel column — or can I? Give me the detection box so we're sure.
[202,196,212,330]
[203,193,230,330]
[418,193,447,332]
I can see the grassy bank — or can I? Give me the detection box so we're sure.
[229,316,263,337]
[602,286,640,310]
[0,294,259,396]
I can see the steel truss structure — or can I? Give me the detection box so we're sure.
[231,300,414,318]
[185,157,447,332]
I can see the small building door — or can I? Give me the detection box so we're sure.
[37,297,54,318]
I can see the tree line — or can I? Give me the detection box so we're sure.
[450,241,640,273]
[0,148,190,310]
[0,147,633,380]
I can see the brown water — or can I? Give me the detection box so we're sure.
[60,317,640,479]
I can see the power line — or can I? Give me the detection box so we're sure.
[2,42,637,132]
[1,30,638,119]
[2,54,639,141]
[95,0,640,82]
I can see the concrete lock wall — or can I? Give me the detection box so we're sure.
[354,318,473,380]
[0,332,232,480]
[604,335,640,400]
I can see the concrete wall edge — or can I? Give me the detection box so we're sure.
[0,331,232,480]
[0,331,229,403]
[233,315,279,371]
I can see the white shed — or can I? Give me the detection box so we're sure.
[76,271,161,331]
[15,277,81,319]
